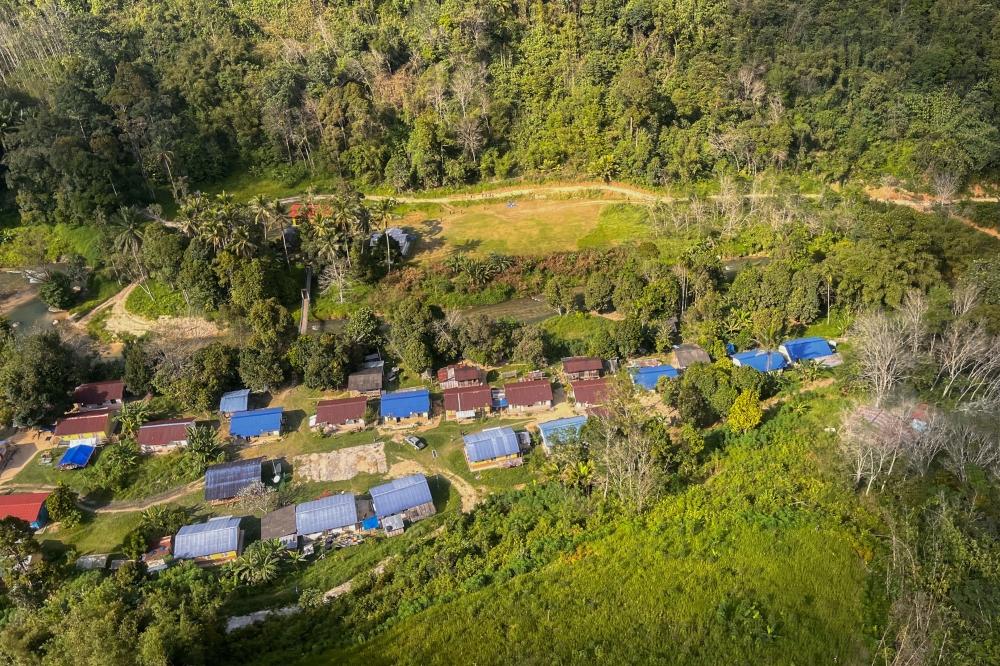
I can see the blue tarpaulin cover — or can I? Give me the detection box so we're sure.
[295,494,358,534]
[463,427,520,463]
[380,390,430,418]
[730,350,788,372]
[58,445,95,470]
[630,365,679,390]
[362,515,380,530]
[219,389,250,413]
[229,408,283,438]
[537,416,588,447]
[779,337,834,362]
[370,474,433,517]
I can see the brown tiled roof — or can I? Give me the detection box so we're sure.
[348,366,383,392]
[572,378,608,405]
[503,380,553,407]
[315,397,368,424]
[261,505,297,540]
[562,357,603,374]
[73,380,124,405]
[54,409,114,437]
[136,418,196,447]
[443,385,493,412]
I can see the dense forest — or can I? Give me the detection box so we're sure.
[2,0,1000,224]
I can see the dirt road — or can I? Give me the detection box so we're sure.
[387,459,479,513]
[77,479,206,514]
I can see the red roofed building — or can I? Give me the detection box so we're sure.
[312,397,368,433]
[54,409,115,445]
[0,493,50,529]
[443,385,494,420]
[562,357,603,381]
[437,364,486,390]
[73,380,124,410]
[503,380,553,413]
[137,418,197,454]
[571,378,608,409]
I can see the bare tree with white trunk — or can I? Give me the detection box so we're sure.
[851,311,915,408]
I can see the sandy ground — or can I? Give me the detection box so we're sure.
[293,443,388,483]
[0,430,61,486]
[74,282,223,339]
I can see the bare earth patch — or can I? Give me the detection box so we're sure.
[294,442,388,482]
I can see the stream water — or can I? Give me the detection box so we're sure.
[0,268,70,332]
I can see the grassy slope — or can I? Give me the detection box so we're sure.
[308,388,875,666]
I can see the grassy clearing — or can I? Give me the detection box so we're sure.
[577,203,652,249]
[71,272,125,316]
[84,307,115,343]
[543,312,613,355]
[124,280,188,319]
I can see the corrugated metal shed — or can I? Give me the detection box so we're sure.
[295,493,358,534]
[219,389,250,413]
[204,458,264,501]
[261,505,297,541]
[174,516,242,558]
[348,366,383,393]
[538,416,588,447]
[137,418,196,447]
[57,445,95,469]
[673,344,711,369]
[463,427,520,463]
[315,397,367,425]
[229,408,283,438]
[380,390,430,418]
[630,365,679,390]
[503,380,553,407]
[779,337,834,362]
[370,474,433,517]
[73,380,124,405]
[730,350,787,372]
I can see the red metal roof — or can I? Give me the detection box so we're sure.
[54,409,114,437]
[443,385,493,412]
[137,418,196,447]
[436,364,484,384]
[73,380,124,405]
[0,493,49,523]
[572,378,608,405]
[503,380,553,407]
[316,397,368,425]
[562,357,603,374]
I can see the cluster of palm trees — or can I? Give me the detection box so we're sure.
[443,251,514,286]
[174,192,290,262]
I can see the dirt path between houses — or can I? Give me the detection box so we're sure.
[386,459,479,513]
[77,479,205,514]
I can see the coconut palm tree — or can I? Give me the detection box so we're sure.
[114,400,151,438]
[228,225,255,259]
[113,206,153,298]
[199,217,228,253]
[371,197,397,271]
[176,192,207,237]
[267,199,293,270]
[250,194,272,236]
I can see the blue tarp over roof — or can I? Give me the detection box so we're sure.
[370,474,433,517]
[219,389,250,413]
[380,390,430,418]
[463,427,520,463]
[537,416,588,446]
[730,350,787,372]
[174,516,242,558]
[295,494,358,534]
[229,408,283,438]
[780,337,834,362]
[58,445,95,469]
[630,365,679,390]
[204,457,264,501]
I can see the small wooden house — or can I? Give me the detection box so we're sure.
[72,380,125,411]
[502,380,553,413]
[137,418,196,454]
[348,365,384,396]
[380,390,431,428]
[437,364,485,390]
[0,493,49,529]
[229,408,283,443]
[562,357,603,381]
[443,385,493,420]
[54,409,115,446]
[672,344,711,370]
[571,378,608,409]
[311,397,368,433]
[369,474,436,535]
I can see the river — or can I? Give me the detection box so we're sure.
[0,268,70,332]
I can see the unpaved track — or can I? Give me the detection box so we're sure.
[387,459,479,512]
[78,480,205,514]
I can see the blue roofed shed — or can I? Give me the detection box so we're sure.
[229,408,283,440]
[380,390,431,421]
[369,474,436,524]
[219,389,250,414]
[463,427,523,470]
[204,457,264,501]
[295,494,359,536]
[173,516,244,563]
[58,445,95,470]
[630,365,678,390]
[537,416,588,449]
[779,337,834,362]
[730,350,787,372]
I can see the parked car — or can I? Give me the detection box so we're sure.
[404,435,427,451]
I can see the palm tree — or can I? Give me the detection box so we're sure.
[199,217,228,253]
[113,206,153,298]
[228,225,255,259]
[150,141,178,200]
[250,194,272,236]
[230,539,284,585]
[183,426,225,476]
[370,197,398,271]
[114,400,151,438]
[329,197,353,244]
[176,192,207,237]
[751,308,785,372]
[267,199,293,270]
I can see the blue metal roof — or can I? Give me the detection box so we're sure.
[537,416,588,446]
[630,365,678,390]
[220,389,250,413]
[58,445,95,469]
[174,516,242,558]
[463,427,520,463]
[369,474,433,517]
[730,350,787,372]
[229,408,283,438]
[295,494,358,534]
[380,390,430,418]
[204,457,264,501]
[780,337,833,362]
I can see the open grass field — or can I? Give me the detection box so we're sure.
[403,200,652,261]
